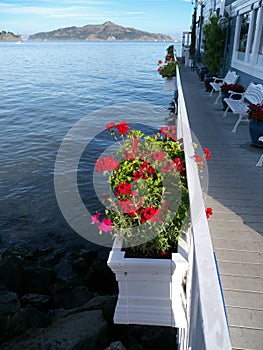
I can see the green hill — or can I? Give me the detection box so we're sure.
[28,21,173,42]
[0,31,22,42]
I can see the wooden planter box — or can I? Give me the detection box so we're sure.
[107,240,188,328]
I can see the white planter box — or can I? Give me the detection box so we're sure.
[164,77,177,92]
[107,239,188,328]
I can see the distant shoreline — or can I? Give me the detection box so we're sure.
[0,40,180,43]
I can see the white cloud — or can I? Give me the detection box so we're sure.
[0,3,147,22]
[125,12,145,15]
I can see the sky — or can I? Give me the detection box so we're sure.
[0,0,194,40]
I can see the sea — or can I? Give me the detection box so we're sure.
[0,41,182,251]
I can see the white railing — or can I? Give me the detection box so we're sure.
[175,63,232,350]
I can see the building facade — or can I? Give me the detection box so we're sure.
[196,0,263,86]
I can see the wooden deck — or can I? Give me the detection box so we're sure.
[180,66,263,350]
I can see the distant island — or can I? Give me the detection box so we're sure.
[28,21,173,42]
[0,31,22,42]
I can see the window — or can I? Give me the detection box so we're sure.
[257,25,263,65]
[249,9,258,53]
[237,12,250,60]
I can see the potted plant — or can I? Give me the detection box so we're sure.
[203,14,226,91]
[166,44,175,61]
[157,60,178,92]
[91,121,211,327]
[247,104,263,147]
[221,83,245,110]
[157,45,178,92]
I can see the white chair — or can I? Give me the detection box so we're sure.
[223,82,263,132]
[210,71,239,104]
[256,136,263,167]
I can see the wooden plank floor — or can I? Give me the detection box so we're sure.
[180,65,263,350]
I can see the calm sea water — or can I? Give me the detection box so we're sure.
[0,41,181,249]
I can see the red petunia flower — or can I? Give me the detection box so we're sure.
[115,182,133,197]
[158,251,168,257]
[205,207,213,219]
[105,122,115,131]
[162,161,176,173]
[140,161,156,176]
[203,147,211,160]
[124,138,139,160]
[151,151,166,163]
[193,155,205,170]
[160,126,177,140]
[115,121,130,136]
[140,206,160,223]
[173,157,185,175]
[118,198,144,216]
[96,156,119,172]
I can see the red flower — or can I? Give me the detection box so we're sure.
[98,218,112,233]
[133,161,156,180]
[115,121,130,135]
[115,182,133,197]
[158,251,168,257]
[162,161,176,173]
[193,155,205,170]
[118,198,144,216]
[96,156,119,172]
[105,122,115,131]
[248,104,263,122]
[91,212,100,224]
[140,206,160,223]
[220,83,244,93]
[173,157,185,175]
[124,138,139,160]
[118,199,137,214]
[203,147,211,160]
[140,161,156,176]
[151,151,166,163]
[158,59,162,65]
[206,207,213,219]
[160,126,176,140]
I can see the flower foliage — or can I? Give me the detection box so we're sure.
[91,121,211,257]
[157,60,178,78]
[220,83,245,93]
[91,121,190,257]
[247,104,263,122]
[157,45,178,78]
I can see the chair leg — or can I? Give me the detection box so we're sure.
[231,114,243,133]
[256,154,263,167]
[223,106,229,117]
[215,91,221,104]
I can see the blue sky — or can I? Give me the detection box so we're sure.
[0,0,194,39]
